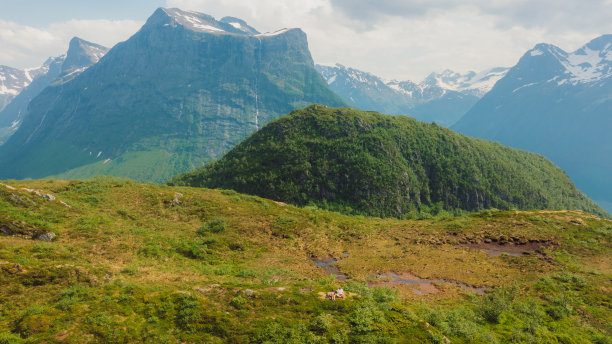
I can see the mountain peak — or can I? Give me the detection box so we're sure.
[583,34,612,52]
[61,37,108,77]
[522,36,612,85]
[528,43,566,58]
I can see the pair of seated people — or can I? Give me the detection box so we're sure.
[329,288,344,300]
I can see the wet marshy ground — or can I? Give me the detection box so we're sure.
[311,254,349,281]
[311,253,490,295]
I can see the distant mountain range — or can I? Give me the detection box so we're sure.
[0,37,107,145]
[0,66,43,111]
[316,64,508,127]
[0,8,346,182]
[453,35,612,212]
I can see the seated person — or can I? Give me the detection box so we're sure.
[335,288,345,299]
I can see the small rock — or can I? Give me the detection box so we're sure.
[245,289,254,297]
[18,188,57,202]
[14,263,23,272]
[171,193,183,207]
[59,201,72,208]
[36,232,57,242]
[193,288,208,294]
[39,193,56,201]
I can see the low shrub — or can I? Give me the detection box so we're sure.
[197,217,227,235]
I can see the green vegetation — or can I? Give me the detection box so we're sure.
[198,217,227,235]
[170,105,608,219]
[0,177,610,343]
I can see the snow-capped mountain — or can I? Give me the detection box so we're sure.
[0,37,108,145]
[0,65,48,112]
[316,64,408,115]
[60,37,108,81]
[453,34,612,212]
[420,68,509,97]
[526,36,611,86]
[316,64,506,126]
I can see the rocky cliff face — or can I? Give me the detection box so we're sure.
[0,8,347,181]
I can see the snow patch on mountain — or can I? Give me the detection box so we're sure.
[160,9,270,37]
[0,66,33,96]
[421,68,509,97]
[228,22,242,30]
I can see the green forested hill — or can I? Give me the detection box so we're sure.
[170,105,608,218]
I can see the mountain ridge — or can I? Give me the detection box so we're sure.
[452,34,612,211]
[316,64,507,127]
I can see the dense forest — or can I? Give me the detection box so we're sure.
[169,105,608,219]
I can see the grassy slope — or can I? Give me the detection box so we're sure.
[53,150,201,184]
[0,177,611,343]
[170,106,608,219]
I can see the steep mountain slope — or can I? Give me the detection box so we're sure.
[1,178,610,342]
[0,8,347,182]
[0,37,107,145]
[316,64,507,127]
[170,105,607,218]
[453,35,612,211]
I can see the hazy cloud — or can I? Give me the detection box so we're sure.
[1,1,610,80]
[0,19,142,68]
[330,0,612,33]
[165,0,610,80]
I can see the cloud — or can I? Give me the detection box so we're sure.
[329,0,612,33]
[164,0,610,80]
[2,1,610,81]
[0,19,142,69]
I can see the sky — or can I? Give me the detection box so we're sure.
[0,0,611,80]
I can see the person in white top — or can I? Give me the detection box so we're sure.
[335,288,345,299]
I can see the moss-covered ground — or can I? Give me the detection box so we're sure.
[1,177,610,343]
